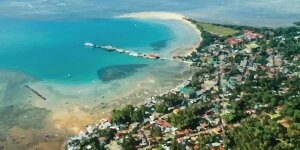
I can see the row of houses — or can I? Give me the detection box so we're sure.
[67,27,295,149]
[225,30,263,45]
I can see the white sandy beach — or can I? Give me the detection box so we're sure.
[118,11,202,57]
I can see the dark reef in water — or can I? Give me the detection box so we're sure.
[97,64,148,81]
[150,38,173,51]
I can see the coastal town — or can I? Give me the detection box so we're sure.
[66,19,300,150]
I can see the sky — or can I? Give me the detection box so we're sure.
[0,0,299,26]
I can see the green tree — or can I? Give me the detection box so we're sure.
[150,125,162,137]
[170,138,186,150]
[293,21,300,26]
[120,134,137,150]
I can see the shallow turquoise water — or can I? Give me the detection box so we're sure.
[0,17,175,82]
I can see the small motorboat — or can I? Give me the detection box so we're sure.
[84,42,95,47]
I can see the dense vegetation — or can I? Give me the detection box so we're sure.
[191,22,300,150]
[294,21,300,26]
[66,20,300,150]
[111,105,150,124]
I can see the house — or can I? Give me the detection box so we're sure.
[212,142,221,147]
[129,122,139,131]
[212,51,220,56]
[278,119,289,128]
[226,124,234,130]
[86,125,94,133]
[201,80,216,91]
[219,145,225,150]
[244,31,263,40]
[246,42,259,49]
[213,127,222,134]
[225,38,243,45]
[243,48,252,54]
[99,122,112,129]
[276,105,283,111]
[110,124,120,130]
[177,138,184,143]
[79,130,88,139]
[102,116,111,122]
[267,55,274,66]
[176,129,189,136]
[240,59,248,67]
[201,55,212,64]
[274,55,282,66]
[173,108,180,114]
[114,133,121,140]
[140,139,147,147]
[236,75,243,83]
[155,120,170,127]
[179,87,196,99]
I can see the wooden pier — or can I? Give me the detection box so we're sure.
[84,42,192,64]
[85,42,167,60]
[24,85,46,100]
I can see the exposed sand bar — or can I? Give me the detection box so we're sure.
[117,11,202,57]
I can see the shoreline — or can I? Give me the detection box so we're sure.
[19,61,193,150]
[117,11,202,57]
[29,11,202,113]
[57,11,201,148]
[0,11,201,150]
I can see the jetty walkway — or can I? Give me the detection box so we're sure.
[84,42,184,61]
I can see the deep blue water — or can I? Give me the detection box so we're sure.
[0,17,175,82]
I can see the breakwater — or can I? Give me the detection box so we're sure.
[24,85,46,100]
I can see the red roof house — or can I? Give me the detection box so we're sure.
[225,38,243,45]
[155,120,170,127]
[244,31,263,40]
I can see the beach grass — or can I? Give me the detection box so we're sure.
[196,22,239,36]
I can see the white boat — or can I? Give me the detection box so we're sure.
[84,42,94,47]
[104,45,114,50]
[129,52,139,57]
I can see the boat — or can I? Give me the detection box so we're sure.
[129,52,139,57]
[104,45,114,50]
[84,42,95,47]
[148,53,160,59]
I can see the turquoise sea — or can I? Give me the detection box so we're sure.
[0,16,198,149]
[0,17,179,83]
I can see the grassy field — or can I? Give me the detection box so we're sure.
[196,22,239,36]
